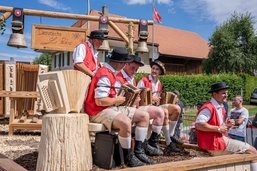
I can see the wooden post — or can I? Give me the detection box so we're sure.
[128,22,134,54]
[36,114,92,171]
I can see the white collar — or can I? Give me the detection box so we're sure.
[148,74,160,84]
[210,98,224,109]
[103,63,116,73]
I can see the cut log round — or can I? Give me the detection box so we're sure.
[36,114,92,171]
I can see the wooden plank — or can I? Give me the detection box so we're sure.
[0,154,27,171]
[116,154,257,171]
[31,24,87,52]
[0,63,4,116]
[0,91,39,98]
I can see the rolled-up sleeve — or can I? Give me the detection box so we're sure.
[73,44,86,64]
[195,108,211,123]
[95,76,110,98]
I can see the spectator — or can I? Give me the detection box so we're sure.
[228,95,249,142]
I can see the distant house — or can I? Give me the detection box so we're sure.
[52,8,210,74]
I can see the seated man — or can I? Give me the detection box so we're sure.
[116,55,165,156]
[195,82,257,170]
[85,48,155,167]
[137,60,183,154]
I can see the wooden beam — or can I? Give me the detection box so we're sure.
[0,12,11,23]
[109,21,129,44]
[0,6,153,25]
[0,91,39,98]
[0,153,27,171]
[128,22,134,54]
[116,154,257,171]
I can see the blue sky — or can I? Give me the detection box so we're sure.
[1,0,257,62]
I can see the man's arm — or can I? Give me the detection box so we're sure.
[195,122,227,134]
[74,62,94,77]
[95,96,125,106]
[94,76,126,107]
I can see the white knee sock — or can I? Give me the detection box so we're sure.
[162,124,171,145]
[152,125,162,134]
[169,121,177,137]
[251,162,257,171]
[135,126,148,142]
[118,135,131,149]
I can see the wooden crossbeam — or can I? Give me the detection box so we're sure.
[0,90,39,98]
[116,154,257,171]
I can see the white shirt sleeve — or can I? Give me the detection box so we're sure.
[95,76,111,98]
[73,44,86,64]
[195,108,212,123]
[137,80,145,89]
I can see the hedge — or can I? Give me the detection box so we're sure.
[135,73,257,106]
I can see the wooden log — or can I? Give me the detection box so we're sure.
[36,114,92,171]
[0,153,27,171]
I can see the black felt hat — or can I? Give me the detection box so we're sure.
[150,60,166,75]
[208,82,229,93]
[130,55,144,66]
[87,30,107,40]
[109,47,133,63]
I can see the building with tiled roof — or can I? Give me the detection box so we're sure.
[52,7,210,74]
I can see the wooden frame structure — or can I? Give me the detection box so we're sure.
[0,91,40,135]
[0,5,153,54]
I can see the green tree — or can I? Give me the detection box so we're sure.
[33,53,52,70]
[204,12,257,74]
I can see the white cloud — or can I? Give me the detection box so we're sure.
[37,0,72,12]
[124,0,172,5]
[180,0,257,27]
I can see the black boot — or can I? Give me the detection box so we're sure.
[123,148,145,167]
[164,141,182,155]
[134,140,156,164]
[170,135,184,145]
[146,132,163,156]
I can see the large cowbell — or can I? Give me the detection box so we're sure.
[8,33,27,48]
[7,8,27,48]
[136,41,148,53]
[98,39,110,51]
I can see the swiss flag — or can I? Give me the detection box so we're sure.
[153,7,162,24]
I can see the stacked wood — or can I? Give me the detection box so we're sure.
[36,114,92,171]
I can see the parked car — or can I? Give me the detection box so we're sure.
[250,88,257,104]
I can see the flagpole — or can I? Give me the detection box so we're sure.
[152,0,155,62]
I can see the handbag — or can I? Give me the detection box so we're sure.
[93,131,124,169]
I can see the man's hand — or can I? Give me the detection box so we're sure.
[115,96,126,106]
[218,124,228,134]
[152,95,161,105]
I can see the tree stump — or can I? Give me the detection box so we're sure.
[36,114,92,171]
